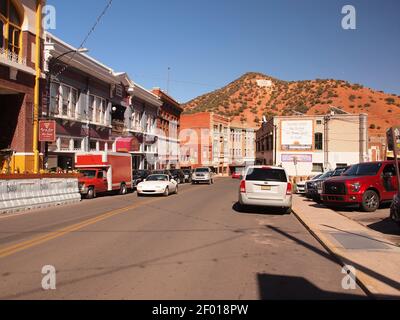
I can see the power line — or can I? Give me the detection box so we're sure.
[52,0,114,78]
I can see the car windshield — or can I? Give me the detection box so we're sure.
[246,168,287,182]
[319,171,334,179]
[78,170,97,178]
[170,170,179,174]
[146,175,168,182]
[343,163,382,177]
[135,170,147,177]
[332,168,348,176]
[312,174,322,180]
[183,170,191,174]
[195,168,209,173]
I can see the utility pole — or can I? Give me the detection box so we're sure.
[33,0,43,173]
[323,115,330,171]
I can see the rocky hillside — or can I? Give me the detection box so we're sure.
[183,72,400,135]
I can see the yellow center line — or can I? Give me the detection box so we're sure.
[0,185,197,259]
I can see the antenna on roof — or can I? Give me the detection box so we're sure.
[167,67,171,94]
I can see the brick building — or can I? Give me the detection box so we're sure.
[43,32,120,170]
[151,88,182,169]
[180,112,230,174]
[0,0,45,173]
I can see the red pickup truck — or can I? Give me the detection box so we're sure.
[75,152,133,199]
[321,161,399,212]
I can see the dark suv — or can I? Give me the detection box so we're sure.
[170,169,186,184]
[322,161,399,212]
[132,170,151,188]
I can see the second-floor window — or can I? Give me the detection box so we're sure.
[315,133,323,150]
[0,0,22,56]
[50,83,79,119]
[89,94,108,125]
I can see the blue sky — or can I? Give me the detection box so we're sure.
[47,0,400,103]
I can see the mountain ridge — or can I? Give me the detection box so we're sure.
[183,72,400,135]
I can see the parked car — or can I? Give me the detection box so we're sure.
[192,167,214,184]
[315,167,351,199]
[304,174,323,198]
[238,166,292,214]
[299,174,323,195]
[321,161,399,212]
[306,171,334,202]
[76,152,132,199]
[132,169,151,188]
[153,170,172,177]
[182,169,192,183]
[137,174,178,197]
[232,168,245,180]
[390,194,400,227]
[169,169,186,184]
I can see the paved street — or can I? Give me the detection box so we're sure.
[0,178,367,300]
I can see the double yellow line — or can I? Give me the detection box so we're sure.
[0,185,197,259]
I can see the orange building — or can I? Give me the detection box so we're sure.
[180,112,230,174]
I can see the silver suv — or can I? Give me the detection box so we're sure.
[239,166,292,214]
[192,167,214,185]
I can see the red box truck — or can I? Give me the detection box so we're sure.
[75,152,133,199]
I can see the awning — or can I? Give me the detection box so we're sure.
[115,137,140,153]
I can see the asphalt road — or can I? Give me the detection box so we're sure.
[0,178,367,300]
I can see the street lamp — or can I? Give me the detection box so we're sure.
[43,48,90,170]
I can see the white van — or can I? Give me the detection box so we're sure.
[238,166,292,214]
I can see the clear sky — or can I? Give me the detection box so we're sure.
[47,0,400,103]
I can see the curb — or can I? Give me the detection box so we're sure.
[291,209,378,299]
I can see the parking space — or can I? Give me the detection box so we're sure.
[299,195,400,246]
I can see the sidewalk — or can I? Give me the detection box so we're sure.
[292,195,400,299]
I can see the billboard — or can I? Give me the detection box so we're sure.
[281,120,313,150]
[281,154,313,163]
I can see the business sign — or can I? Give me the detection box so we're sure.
[281,120,313,150]
[387,126,400,151]
[39,120,56,142]
[281,154,313,163]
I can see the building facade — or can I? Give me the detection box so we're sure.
[0,0,45,173]
[256,112,369,178]
[151,88,182,170]
[180,112,230,174]
[229,122,256,174]
[43,32,118,170]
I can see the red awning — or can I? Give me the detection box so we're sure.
[115,137,140,153]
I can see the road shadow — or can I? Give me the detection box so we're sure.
[232,202,290,216]
[257,273,368,300]
[267,225,400,298]
[368,218,400,237]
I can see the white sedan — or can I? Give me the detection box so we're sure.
[137,174,178,197]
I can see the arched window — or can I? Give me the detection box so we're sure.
[0,0,22,56]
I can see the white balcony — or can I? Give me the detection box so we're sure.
[0,48,35,76]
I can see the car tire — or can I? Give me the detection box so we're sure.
[361,190,380,212]
[164,187,169,197]
[137,192,142,197]
[119,183,127,195]
[284,207,292,215]
[86,187,96,199]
